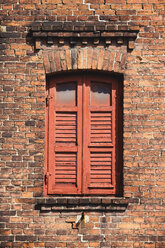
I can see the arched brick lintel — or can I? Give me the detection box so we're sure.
[43,47,127,74]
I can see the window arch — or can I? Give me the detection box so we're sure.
[45,72,122,195]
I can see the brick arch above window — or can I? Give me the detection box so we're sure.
[43,47,127,74]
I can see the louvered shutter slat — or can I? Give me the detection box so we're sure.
[90,111,112,144]
[55,111,77,144]
[89,152,112,188]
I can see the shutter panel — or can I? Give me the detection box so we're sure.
[83,75,118,194]
[47,76,82,194]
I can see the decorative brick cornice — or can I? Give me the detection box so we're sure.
[31,22,138,52]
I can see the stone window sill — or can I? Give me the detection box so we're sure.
[35,197,129,212]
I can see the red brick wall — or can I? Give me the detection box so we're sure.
[0,0,165,247]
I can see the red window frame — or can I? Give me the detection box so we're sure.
[45,72,122,196]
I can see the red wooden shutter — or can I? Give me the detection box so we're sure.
[45,72,120,196]
[83,74,118,194]
[47,75,82,194]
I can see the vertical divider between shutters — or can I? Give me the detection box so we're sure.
[77,77,83,194]
[82,73,85,194]
[82,73,90,194]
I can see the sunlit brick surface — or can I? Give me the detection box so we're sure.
[0,0,165,247]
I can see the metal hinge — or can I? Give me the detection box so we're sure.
[46,95,52,106]
[44,173,51,185]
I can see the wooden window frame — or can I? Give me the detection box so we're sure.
[45,72,122,196]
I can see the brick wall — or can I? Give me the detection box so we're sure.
[0,0,165,247]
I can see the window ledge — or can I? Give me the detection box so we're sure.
[35,197,129,212]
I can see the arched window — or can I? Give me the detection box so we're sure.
[45,72,122,195]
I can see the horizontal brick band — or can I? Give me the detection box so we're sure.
[31,21,139,33]
[36,197,129,212]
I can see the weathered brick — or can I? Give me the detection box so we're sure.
[0,1,164,248]
[65,49,72,70]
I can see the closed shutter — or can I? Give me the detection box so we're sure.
[47,76,82,194]
[46,73,119,195]
[83,75,118,194]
